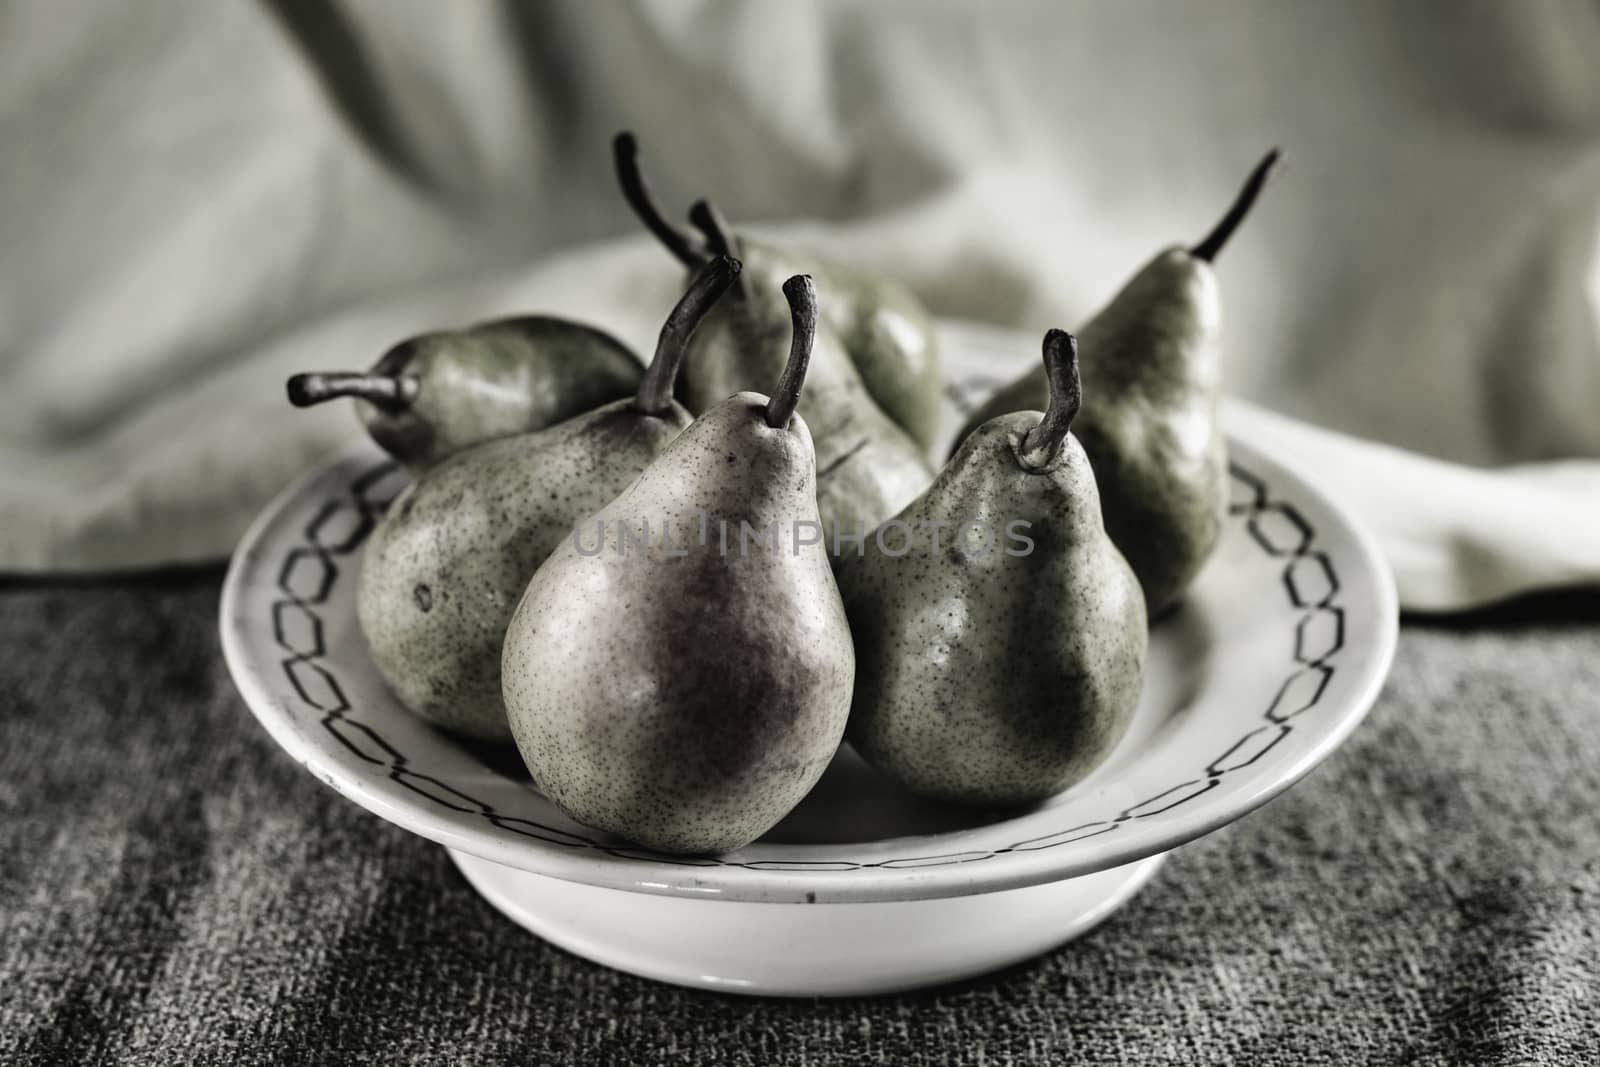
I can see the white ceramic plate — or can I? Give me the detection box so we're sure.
[220,322,1397,994]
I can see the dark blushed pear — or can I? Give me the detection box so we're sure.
[288,315,642,472]
[613,130,944,453]
[839,331,1146,808]
[954,151,1281,615]
[502,276,855,855]
[355,256,739,742]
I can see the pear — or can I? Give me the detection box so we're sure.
[355,256,739,742]
[613,131,944,453]
[677,220,943,455]
[823,259,943,453]
[678,199,933,567]
[954,151,1280,615]
[502,276,855,854]
[288,315,642,472]
[839,331,1146,808]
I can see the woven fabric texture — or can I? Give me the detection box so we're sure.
[1,575,1596,1065]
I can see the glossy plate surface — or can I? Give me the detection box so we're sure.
[220,322,1397,905]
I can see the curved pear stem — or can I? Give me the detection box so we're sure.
[688,198,748,302]
[612,131,704,268]
[1016,330,1081,470]
[286,372,419,412]
[766,275,816,429]
[1189,148,1282,263]
[635,254,742,414]
[688,198,742,260]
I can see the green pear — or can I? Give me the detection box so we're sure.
[502,276,854,854]
[677,199,933,566]
[355,257,739,742]
[288,315,642,472]
[840,331,1146,807]
[824,258,943,453]
[954,151,1280,615]
[612,131,944,454]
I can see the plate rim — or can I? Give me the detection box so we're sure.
[221,372,1397,906]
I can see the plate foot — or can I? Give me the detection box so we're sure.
[449,849,1166,996]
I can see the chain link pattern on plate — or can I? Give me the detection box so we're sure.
[269,396,1342,870]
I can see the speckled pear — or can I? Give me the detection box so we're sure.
[354,257,739,742]
[839,331,1146,807]
[288,315,642,472]
[502,276,854,854]
[954,151,1280,615]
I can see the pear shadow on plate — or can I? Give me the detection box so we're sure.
[761,600,1214,846]
[455,736,535,782]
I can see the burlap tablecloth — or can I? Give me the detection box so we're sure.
[2,574,1595,1065]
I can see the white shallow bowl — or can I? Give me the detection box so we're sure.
[220,323,1397,996]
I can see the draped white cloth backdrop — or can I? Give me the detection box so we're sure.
[2,1,1597,609]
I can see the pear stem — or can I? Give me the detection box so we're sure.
[688,198,748,302]
[1189,148,1282,263]
[766,275,816,429]
[286,372,420,412]
[1016,330,1081,470]
[635,254,742,414]
[613,131,704,268]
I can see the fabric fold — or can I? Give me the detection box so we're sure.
[2,0,1597,613]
